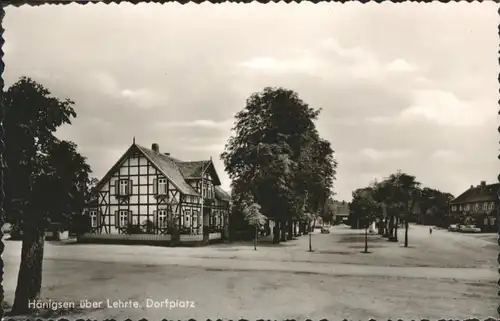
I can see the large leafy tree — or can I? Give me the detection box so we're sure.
[4,77,92,315]
[369,171,420,246]
[221,87,336,244]
[416,188,454,227]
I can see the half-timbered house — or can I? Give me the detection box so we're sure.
[79,142,231,245]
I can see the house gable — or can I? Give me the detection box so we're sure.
[176,160,222,186]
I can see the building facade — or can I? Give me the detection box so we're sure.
[449,181,499,232]
[334,201,349,225]
[80,142,231,244]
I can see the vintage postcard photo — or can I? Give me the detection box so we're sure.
[1,2,498,320]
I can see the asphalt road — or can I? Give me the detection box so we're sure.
[3,224,498,320]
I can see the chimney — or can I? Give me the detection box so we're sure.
[151,143,159,153]
[480,181,486,190]
[470,185,474,189]
[164,152,170,156]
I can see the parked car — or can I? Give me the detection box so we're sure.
[321,227,330,234]
[448,224,459,232]
[459,225,481,233]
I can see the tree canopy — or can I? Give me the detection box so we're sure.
[221,87,337,243]
[4,77,93,314]
[349,170,454,246]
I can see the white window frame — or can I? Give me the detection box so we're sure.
[119,180,129,195]
[119,210,129,227]
[451,205,456,211]
[491,202,496,210]
[184,208,191,227]
[483,202,488,211]
[157,209,168,228]
[158,178,167,195]
[89,210,98,228]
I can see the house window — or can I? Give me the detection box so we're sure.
[192,210,198,227]
[474,203,479,211]
[483,202,489,211]
[119,210,129,227]
[89,211,98,228]
[184,208,191,227]
[158,178,167,195]
[157,210,168,228]
[451,205,457,211]
[491,202,496,210]
[119,180,129,195]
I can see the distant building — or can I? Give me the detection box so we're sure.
[449,181,499,232]
[80,142,231,245]
[334,201,350,225]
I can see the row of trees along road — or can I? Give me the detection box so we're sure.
[348,170,454,251]
[221,87,337,244]
[3,77,94,315]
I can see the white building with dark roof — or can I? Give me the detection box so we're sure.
[80,142,231,245]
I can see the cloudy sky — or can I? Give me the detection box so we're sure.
[4,2,498,201]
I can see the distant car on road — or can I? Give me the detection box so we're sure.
[448,224,459,232]
[459,225,481,233]
[321,227,330,234]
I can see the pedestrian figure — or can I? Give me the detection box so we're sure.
[429,226,433,235]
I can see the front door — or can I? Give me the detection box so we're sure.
[203,207,210,240]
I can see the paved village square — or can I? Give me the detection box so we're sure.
[3,224,498,320]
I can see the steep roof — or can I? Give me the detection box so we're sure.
[214,186,231,201]
[135,144,200,196]
[451,182,500,204]
[93,143,229,198]
[176,161,222,186]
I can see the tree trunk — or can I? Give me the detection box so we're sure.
[280,219,287,242]
[387,215,394,238]
[254,225,257,250]
[394,216,399,242]
[272,220,280,244]
[287,219,293,240]
[308,222,312,252]
[404,219,409,247]
[11,224,46,315]
[364,226,368,253]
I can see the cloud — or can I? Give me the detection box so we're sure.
[120,88,166,109]
[4,2,497,201]
[182,143,226,153]
[387,59,418,72]
[155,119,233,130]
[359,148,415,161]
